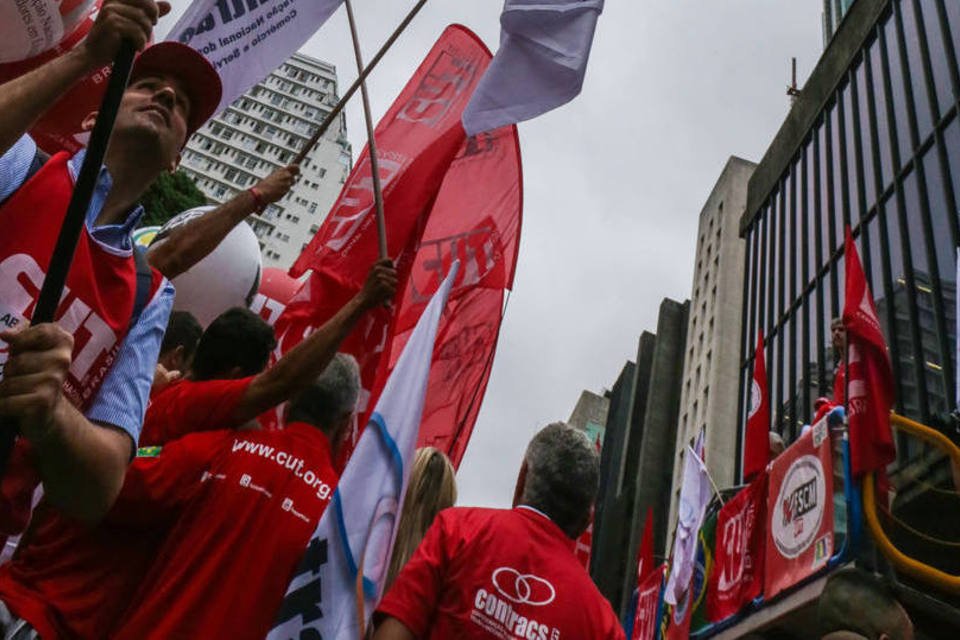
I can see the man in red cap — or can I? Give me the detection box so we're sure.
[0,0,224,533]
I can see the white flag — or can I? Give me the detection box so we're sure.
[267,262,459,640]
[663,429,711,605]
[166,0,343,113]
[461,0,604,136]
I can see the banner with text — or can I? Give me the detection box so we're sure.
[380,124,521,467]
[270,26,491,445]
[631,564,666,640]
[167,0,342,113]
[764,419,834,600]
[708,472,766,621]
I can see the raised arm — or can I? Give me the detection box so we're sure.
[0,0,169,157]
[232,260,397,423]
[147,165,299,278]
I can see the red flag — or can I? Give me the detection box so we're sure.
[375,124,522,466]
[631,564,666,640]
[708,472,766,621]
[269,26,493,438]
[637,507,654,583]
[842,228,895,476]
[743,331,770,481]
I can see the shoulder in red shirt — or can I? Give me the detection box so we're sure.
[140,376,254,446]
[377,506,625,640]
[0,430,227,640]
[112,422,339,640]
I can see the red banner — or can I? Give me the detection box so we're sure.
[631,564,665,640]
[372,124,522,466]
[271,26,492,436]
[743,332,770,481]
[709,472,766,621]
[842,228,895,476]
[763,420,834,600]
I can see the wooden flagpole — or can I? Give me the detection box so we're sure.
[344,0,388,260]
[293,0,429,169]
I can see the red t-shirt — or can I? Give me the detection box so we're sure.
[0,433,223,640]
[112,422,338,640]
[139,376,254,446]
[377,506,625,640]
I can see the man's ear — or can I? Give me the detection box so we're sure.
[81,112,99,132]
[170,345,187,372]
[512,461,528,508]
[168,151,182,174]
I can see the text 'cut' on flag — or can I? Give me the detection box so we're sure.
[461,0,604,135]
[267,262,459,640]
[167,0,343,113]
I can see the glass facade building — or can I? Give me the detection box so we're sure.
[738,0,960,453]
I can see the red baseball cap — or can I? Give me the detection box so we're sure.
[129,42,222,139]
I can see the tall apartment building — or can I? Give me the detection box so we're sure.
[667,156,754,532]
[179,53,352,269]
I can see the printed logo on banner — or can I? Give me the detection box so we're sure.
[748,379,762,417]
[397,51,479,126]
[771,454,826,558]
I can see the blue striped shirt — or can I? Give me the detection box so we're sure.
[0,135,175,445]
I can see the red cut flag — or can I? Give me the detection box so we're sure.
[631,564,666,640]
[743,332,770,481]
[636,506,655,583]
[708,472,766,621]
[842,228,895,476]
[373,124,522,466]
[270,26,493,436]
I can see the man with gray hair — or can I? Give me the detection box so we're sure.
[374,422,625,640]
[818,568,914,640]
[0,355,361,640]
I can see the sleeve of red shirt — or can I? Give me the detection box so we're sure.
[141,377,255,445]
[106,431,226,526]
[376,510,456,636]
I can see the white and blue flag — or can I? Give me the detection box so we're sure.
[268,262,458,640]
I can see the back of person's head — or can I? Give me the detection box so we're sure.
[818,568,913,640]
[159,311,203,372]
[286,354,360,444]
[190,307,277,381]
[520,422,599,539]
[385,448,457,590]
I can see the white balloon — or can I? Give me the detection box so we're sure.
[153,206,263,328]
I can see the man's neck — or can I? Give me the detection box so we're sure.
[96,140,164,226]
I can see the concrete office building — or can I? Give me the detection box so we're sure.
[667,156,755,532]
[724,0,960,635]
[567,390,610,445]
[590,298,689,619]
[179,53,352,269]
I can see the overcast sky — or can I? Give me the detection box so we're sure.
[164,1,825,508]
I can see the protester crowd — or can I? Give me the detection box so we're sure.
[0,1,632,638]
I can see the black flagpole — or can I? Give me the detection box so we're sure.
[0,43,137,475]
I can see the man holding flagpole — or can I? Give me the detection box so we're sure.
[0,0,222,531]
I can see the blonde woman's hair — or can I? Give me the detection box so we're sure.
[385,447,457,590]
